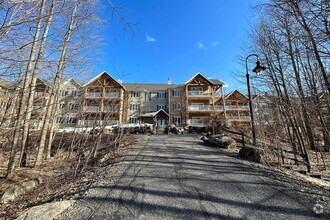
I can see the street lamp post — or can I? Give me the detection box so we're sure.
[246,54,266,146]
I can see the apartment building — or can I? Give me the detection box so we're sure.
[225,90,251,130]
[55,78,83,128]
[252,94,275,126]
[185,73,225,127]
[0,77,51,129]
[30,78,50,129]
[0,71,252,132]
[79,71,125,127]
[123,81,178,126]
[0,78,13,126]
[168,84,185,126]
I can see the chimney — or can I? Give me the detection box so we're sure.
[118,79,123,84]
[167,78,172,85]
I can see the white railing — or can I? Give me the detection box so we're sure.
[85,92,102,98]
[240,116,251,120]
[85,106,100,112]
[226,116,251,121]
[225,105,249,110]
[188,105,223,111]
[104,92,120,98]
[104,106,119,112]
[35,92,46,97]
[187,91,212,96]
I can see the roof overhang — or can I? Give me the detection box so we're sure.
[140,109,170,118]
[83,71,126,90]
[185,72,215,85]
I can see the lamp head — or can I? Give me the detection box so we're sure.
[252,60,266,75]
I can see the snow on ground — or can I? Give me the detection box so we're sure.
[55,123,154,134]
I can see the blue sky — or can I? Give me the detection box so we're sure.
[93,0,266,92]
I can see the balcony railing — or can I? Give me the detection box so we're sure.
[226,116,250,121]
[85,106,100,112]
[85,92,120,98]
[188,105,223,111]
[104,92,120,98]
[187,91,212,96]
[35,92,47,97]
[104,106,120,112]
[225,105,249,110]
[85,92,102,98]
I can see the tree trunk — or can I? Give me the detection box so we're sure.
[6,0,46,179]
[19,0,56,167]
[36,2,78,166]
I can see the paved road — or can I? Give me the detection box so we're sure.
[60,135,330,220]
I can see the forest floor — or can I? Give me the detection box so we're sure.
[0,134,142,220]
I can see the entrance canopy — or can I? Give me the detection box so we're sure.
[140,109,170,125]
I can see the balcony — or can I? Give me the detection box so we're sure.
[104,92,120,98]
[85,106,100,112]
[225,105,249,110]
[85,92,102,98]
[104,105,120,112]
[188,105,223,112]
[85,92,121,99]
[187,91,212,97]
[226,116,250,121]
[35,91,47,97]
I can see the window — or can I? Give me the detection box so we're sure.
[67,117,77,124]
[191,87,203,91]
[173,90,180,97]
[173,103,181,110]
[60,90,68,97]
[71,90,77,96]
[58,103,66,109]
[1,101,7,109]
[69,103,79,110]
[157,104,166,111]
[157,92,166,99]
[130,91,140,97]
[55,117,63,124]
[190,87,203,95]
[130,104,139,111]
[145,92,151,101]
[173,116,181,125]
[129,117,139,124]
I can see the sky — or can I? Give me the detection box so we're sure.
[93,0,266,93]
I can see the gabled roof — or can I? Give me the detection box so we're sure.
[140,109,170,117]
[37,77,50,87]
[209,79,224,85]
[0,78,13,88]
[83,71,126,90]
[252,94,272,103]
[63,77,82,88]
[225,89,249,100]
[185,72,215,85]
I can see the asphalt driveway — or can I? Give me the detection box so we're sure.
[59,135,330,220]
